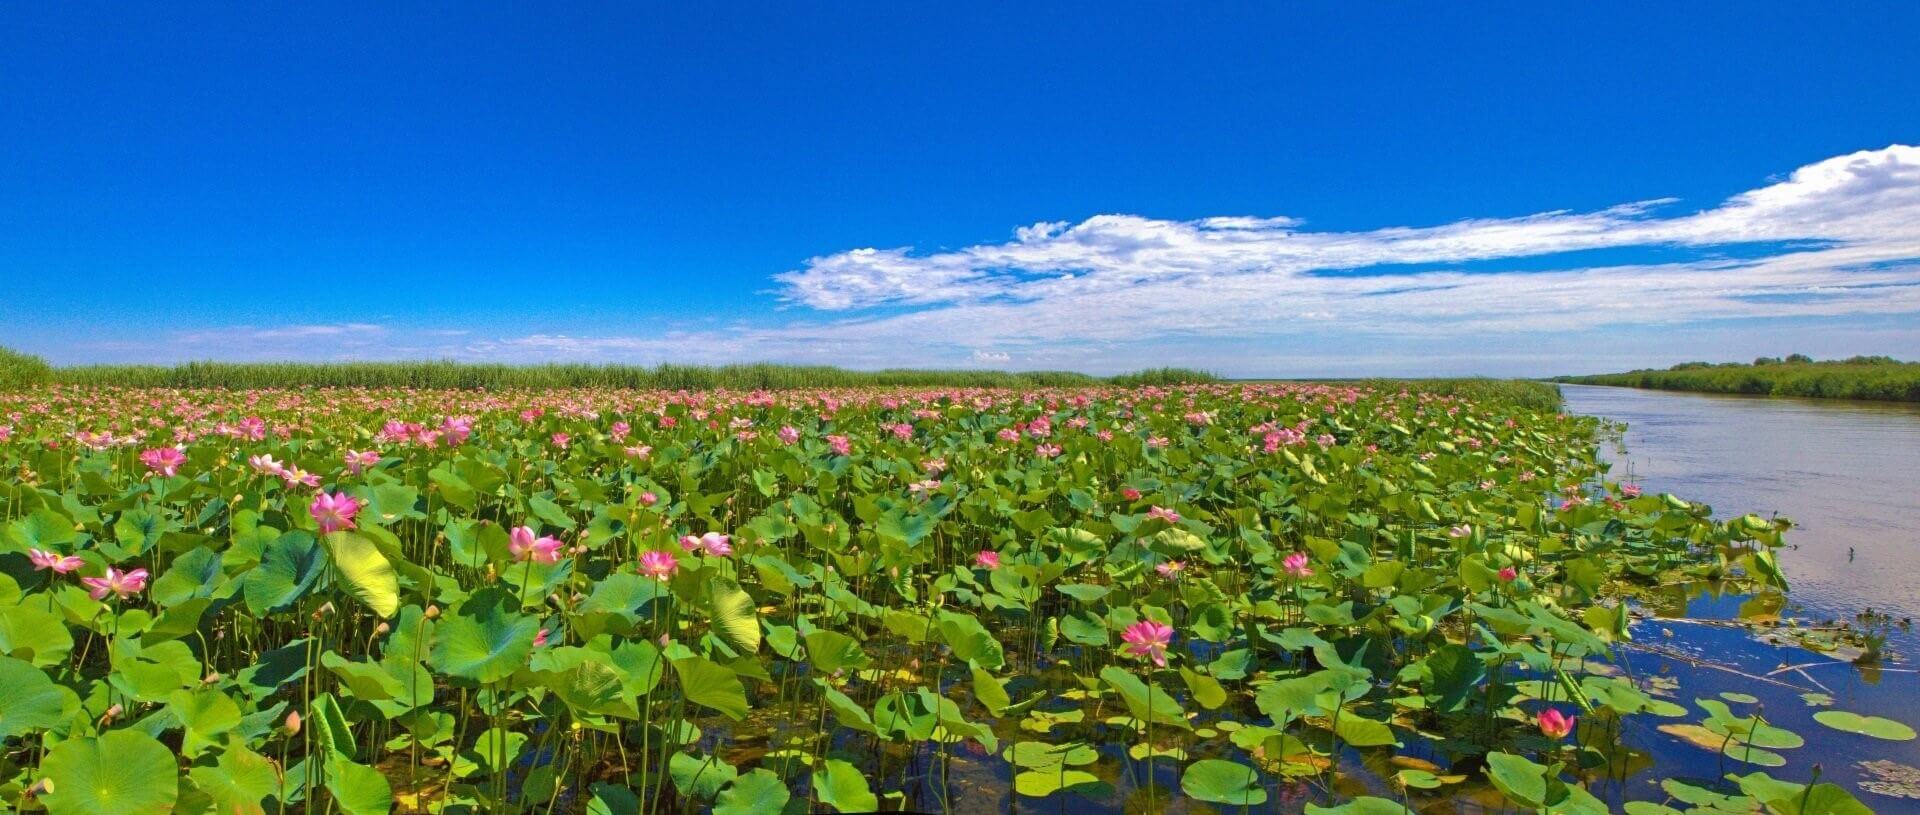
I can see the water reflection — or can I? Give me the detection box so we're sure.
[1560,384,1920,653]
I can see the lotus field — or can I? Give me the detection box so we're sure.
[0,382,1890,814]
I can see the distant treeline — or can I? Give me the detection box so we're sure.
[1558,355,1920,402]
[0,347,1225,390]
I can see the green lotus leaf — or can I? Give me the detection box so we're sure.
[1181,758,1267,805]
[1014,768,1103,798]
[813,758,878,812]
[41,729,179,815]
[671,655,748,721]
[0,654,78,740]
[670,752,738,801]
[325,754,394,815]
[707,578,761,654]
[1813,710,1917,741]
[430,596,539,684]
[1305,797,1416,815]
[243,531,325,616]
[322,531,400,618]
[187,745,279,815]
[714,768,789,815]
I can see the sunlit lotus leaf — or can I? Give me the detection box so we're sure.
[1814,710,1918,741]
[813,758,878,812]
[1014,768,1103,798]
[324,531,399,618]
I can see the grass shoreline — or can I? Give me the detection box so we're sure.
[0,346,1561,407]
[1556,357,1920,402]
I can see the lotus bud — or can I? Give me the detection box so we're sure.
[425,604,441,619]
[100,703,123,725]
[203,672,221,684]
[375,622,391,634]
[285,710,303,735]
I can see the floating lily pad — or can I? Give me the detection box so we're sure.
[1814,710,1917,741]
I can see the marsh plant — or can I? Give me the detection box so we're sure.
[0,382,1897,813]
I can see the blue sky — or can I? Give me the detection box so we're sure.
[3,4,1919,377]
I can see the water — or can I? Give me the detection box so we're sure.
[1559,384,1920,649]
[1560,384,1920,809]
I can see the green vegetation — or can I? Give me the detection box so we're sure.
[4,348,1220,390]
[1559,355,1920,402]
[0,346,52,389]
[50,360,1114,390]
[0,380,1890,813]
[1358,377,1563,411]
[1105,367,1222,387]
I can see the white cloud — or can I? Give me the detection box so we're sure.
[66,145,1920,377]
[774,145,1920,316]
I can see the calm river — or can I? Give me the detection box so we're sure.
[1560,384,1920,809]
[1560,384,1920,646]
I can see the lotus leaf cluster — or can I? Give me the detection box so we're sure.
[0,383,1891,813]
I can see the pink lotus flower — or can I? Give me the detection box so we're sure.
[1282,552,1313,578]
[908,479,941,496]
[826,434,851,456]
[550,433,571,449]
[344,450,381,474]
[1121,487,1142,501]
[309,492,360,534]
[1537,708,1576,739]
[29,548,84,574]
[975,550,1001,570]
[533,628,551,648]
[1620,484,1642,498]
[1035,443,1061,458]
[610,421,631,442]
[82,567,149,601]
[679,532,733,557]
[1156,560,1186,579]
[638,491,659,507]
[1448,525,1472,539]
[777,425,800,445]
[1147,506,1180,524]
[248,454,286,477]
[1121,620,1174,667]
[510,526,564,564]
[139,447,186,476]
[639,550,679,580]
[1498,566,1518,582]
